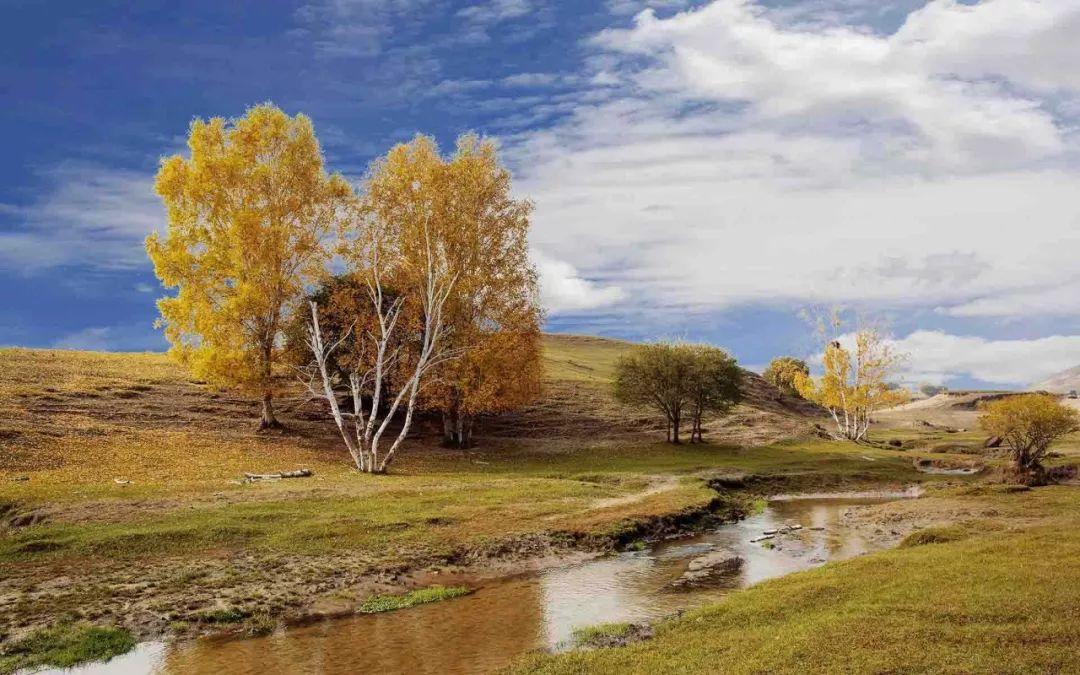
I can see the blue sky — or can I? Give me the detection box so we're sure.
[3,0,1080,389]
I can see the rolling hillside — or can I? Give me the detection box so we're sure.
[483,335,820,445]
[0,335,819,477]
[1033,365,1080,394]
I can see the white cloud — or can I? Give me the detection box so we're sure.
[294,0,435,58]
[534,250,626,312]
[885,330,1080,386]
[51,324,163,352]
[457,0,532,25]
[606,0,695,16]
[504,0,1080,322]
[942,279,1080,318]
[0,163,163,272]
[593,0,1071,170]
[502,72,563,87]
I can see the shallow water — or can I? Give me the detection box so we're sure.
[915,465,980,475]
[43,494,911,675]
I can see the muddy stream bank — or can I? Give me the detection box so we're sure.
[41,491,919,675]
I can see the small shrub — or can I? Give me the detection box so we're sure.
[979,394,1078,483]
[763,357,809,397]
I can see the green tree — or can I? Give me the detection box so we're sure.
[763,356,809,397]
[614,342,741,444]
[686,345,743,443]
[980,394,1078,484]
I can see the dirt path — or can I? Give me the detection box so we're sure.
[591,475,681,510]
[538,475,682,523]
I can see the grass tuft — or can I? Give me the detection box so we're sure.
[900,525,972,547]
[357,585,471,614]
[0,624,135,674]
[571,622,635,647]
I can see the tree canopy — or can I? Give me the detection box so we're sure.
[763,357,809,397]
[614,342,741,444]
[980,394,1078,483]
[147,104,350,428]
[795,327,908,441]
[353,134,542,448]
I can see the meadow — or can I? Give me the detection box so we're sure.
[1,335,1077,673]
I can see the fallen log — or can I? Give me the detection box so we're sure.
[243,469,313,482]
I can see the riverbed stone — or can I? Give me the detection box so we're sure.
[673,551,743,587]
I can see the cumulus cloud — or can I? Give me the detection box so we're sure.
[0,163,163,272]
[506,0,1080,323]
[533,251,626,313]
[886,330,1080,386]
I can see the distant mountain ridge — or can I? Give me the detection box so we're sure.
[1032,365,1080,393]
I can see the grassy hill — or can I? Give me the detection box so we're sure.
[488,334,821,444]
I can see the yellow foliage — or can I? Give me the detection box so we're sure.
[795,328,908,441]
[980,393,1078,472]
[146,104,351,425]
[348,134,542,444]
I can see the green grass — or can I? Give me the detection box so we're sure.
[0,439,952,565]
[514,485,1080,674]
[0,438,969,565]
[0,624,135,674]
[357,585,471,613]
[571,622,636,648]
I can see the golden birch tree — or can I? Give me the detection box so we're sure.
[354,134,542,448]
[794,313,908,442]
[147,104,350,429]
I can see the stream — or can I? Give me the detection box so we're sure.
[43,492,916,675]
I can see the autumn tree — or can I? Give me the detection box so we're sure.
[794,313,908,442]
[148,104,349,429]
[763,356,809,397]
[284,274,407,398]
[302,211,458,473]
[614,342,741,444]
[359,134,542,449]
[979,394,1078,484]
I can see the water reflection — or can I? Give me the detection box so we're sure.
[43,495,907,675]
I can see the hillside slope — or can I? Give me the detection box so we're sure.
[483,335,820,446]
[0,335,818,476]
[1033,365,1080,393]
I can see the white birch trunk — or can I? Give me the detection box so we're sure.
[302,226,459,474]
